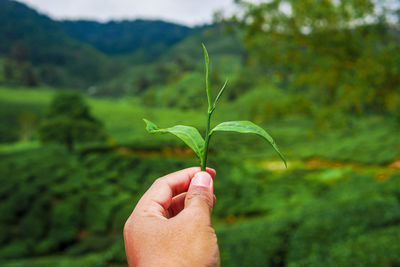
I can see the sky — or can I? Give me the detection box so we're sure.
[15,0,237,26]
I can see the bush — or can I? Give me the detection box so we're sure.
[38,92,106,151]
[1,145,400,266]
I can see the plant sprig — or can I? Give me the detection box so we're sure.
[144,44,286,171]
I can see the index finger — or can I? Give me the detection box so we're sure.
[134,167,215,218]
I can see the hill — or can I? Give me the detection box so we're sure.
[0,0,113,88]
[0,0,217,89]
[61,19,195,58]
[98,25,244,97]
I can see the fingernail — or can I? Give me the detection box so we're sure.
[191,172,212,188]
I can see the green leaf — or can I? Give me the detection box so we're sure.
[202,43,211,110]
[143,119,205,160]
[210,121,287,167]
[212,79,228,110]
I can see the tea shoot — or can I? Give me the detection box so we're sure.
[144,44,286,171]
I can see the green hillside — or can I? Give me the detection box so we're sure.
[0,0,113,88]
[61,19,195,57]
[0,0,215,90]
[100,26,244,97]
[0,0,244,96]
[1,86,399,164]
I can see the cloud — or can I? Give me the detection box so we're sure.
[16,0,235,26]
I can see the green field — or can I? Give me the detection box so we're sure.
[1,86,400,266]
[0,87,207,143]
[1,87,399,164]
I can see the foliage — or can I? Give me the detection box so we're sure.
[1,146,399,266]
[0,147,197,262]
[38,92,106,151]
[232,0,400,114]
[216,172,400,267]
[0,90,399,265]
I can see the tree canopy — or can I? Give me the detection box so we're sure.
[232,0,400,114]
[38,92,106,151]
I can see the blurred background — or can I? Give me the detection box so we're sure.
[0,0,400,266]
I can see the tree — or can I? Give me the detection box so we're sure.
[3,60,14,81]
[231,0,400,114]
[10,43,29,63]
[20,62,37,87]
[38,92,106,151]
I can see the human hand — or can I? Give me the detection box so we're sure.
[124,167,219,267]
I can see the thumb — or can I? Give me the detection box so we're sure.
[184,171,214,220]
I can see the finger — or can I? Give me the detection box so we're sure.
[135,167,215,217]
[206,167,216,179]
[183,172,214,224]
[167,193,186,218]
[168,192,217,218]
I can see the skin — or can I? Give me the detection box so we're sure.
[124,167,220,267]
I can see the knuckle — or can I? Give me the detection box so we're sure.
[187,190,213,208]
[123,213,142,237]
[123,217,134,237]
[153,178,164,186]
[152,178,167,190]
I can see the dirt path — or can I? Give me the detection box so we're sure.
[258,158,400,181]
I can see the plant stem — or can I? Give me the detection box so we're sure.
[201,110,213,171]
[201,44,213,171]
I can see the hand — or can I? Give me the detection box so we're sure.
[124,167,219,267]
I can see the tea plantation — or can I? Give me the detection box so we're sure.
[1,87,400,266]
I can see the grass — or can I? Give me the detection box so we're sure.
[0,86,205,144]
[0,86,55,104]
[89,97,205,142]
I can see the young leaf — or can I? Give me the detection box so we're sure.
[202,43,211,110]
[210,121,287,167]
[212,79,228,110]
[143,119,205,160]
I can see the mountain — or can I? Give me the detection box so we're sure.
[61,20,194,56]
[0,0,197,88]
[0,0,63,57]
[0,0,243,93]
[0,0,112,87]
